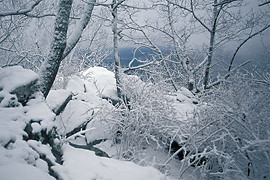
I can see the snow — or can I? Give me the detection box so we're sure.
[65,67,118,100]
[85,115,113,143]
[0,162,55,180]
[65,75,86,93]
[46,89,72,113]
[0,65,197,180]
[0,107,28,146]
[61,145,170,180]
[25,92,56,130]
[28,140,56,164]
[171,90,197,120]
[94,140,118,157]
[0,93,20,107]
[81,66,118,100]
[58,67,118,141]
[0,66,58,180]
[0,66,38,93]
[55,99,96,135]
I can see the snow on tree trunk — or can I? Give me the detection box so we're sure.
[62,0,96,60]
[203,0,218,90]
[112,0,122,99]
[38,0,73,98]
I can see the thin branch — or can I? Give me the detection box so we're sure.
[0,0,43,17]
[214,0,240,6]
[207,60,251,89]
[228,24,270,72]
[123,61,157,73]
[193,55,208,72]
[166,0,212,32]
[259,1,270,6]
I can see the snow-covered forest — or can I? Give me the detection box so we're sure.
[0,0,270,179]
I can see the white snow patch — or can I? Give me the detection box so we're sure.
[0,107,28,146]
[61,145,170,180]
[94,140,118,157]
[81,67,118,99]
[85,117,112,143]
[25,93,55,130]
[0,66,38,93]
[46,89,72,112]
[0,162,55,180]
[171,90,197,120]
[56,99,96,135]
[65,75,86,93]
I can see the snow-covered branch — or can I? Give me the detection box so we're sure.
[62,0,96,60]
[0,0,43,17]
[206,60,250,89]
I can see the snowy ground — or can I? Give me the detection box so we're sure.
[0,66,197,180]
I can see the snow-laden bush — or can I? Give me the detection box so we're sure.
[104,74,180,161]
[176,72,270,179]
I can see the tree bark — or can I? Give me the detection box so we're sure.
[39,0,73,98]
[112,0,122,99]
[203,0,218,89]
[62,0,96,59]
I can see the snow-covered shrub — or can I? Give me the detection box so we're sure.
[106,74,179,161]
[179,72,270,179]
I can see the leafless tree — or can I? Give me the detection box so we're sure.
[151,0,270,91]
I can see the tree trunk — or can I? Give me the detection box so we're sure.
[39,0,73,98]
[62,0,96,59]
[203,0,218,89]
[112,0,122,99]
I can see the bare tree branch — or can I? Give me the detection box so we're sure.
[62,0,96,59]
[0,0,43,17]
[207,60,251,89]
[259,1,270,6]
[228,24,270,72]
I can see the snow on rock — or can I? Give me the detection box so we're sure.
[0,103,57,180]
[58,67,118,141]
[65,75,86,93]
[25,92,56,131]
[0,66,59,180]
[81,67,118,100]
[94,140,118,158]
[179,87,195,99]
[0,93,21,107]
[27,140,56,164]
[85,101,115,143]
[46,89,72,115]
[60,145,170,180]
[171,89,197,121]
[0,107,28,146]
[0,66,39,105]
[55,99,94,135]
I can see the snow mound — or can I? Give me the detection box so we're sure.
[58,67,118,141]
[170,88,197,120]
[81,66,118,99]
[0,66,38,93]
[46,89,72,115]
[0,107,28,146]
[25,92,56,131]
[61,145,170,180]
[0,162,55,180]
[0,66,58,180]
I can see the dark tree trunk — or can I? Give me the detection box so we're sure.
[39,0,73,98]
